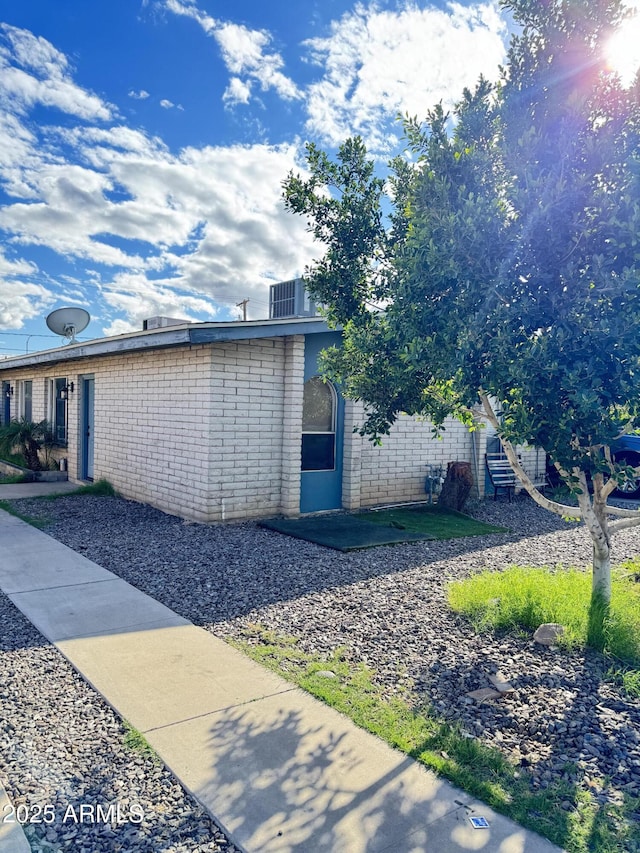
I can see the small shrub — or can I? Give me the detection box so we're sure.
[73,479,116,497]
[622,669,640,697]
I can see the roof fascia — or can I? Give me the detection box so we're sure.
[0,318,335,372]
[188,318,331,344]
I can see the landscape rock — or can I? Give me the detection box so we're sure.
[466,687,503,702]
[533,623,565,646]
[489,673,515,693]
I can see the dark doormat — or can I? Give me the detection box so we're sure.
[259,513,431,551]
[259,506,507,551]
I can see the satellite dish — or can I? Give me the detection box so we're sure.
[46,307,90,344]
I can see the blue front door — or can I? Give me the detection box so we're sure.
[82,377,95,480]
[300,333,344,513]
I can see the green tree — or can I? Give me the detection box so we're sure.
[284,0,640,624]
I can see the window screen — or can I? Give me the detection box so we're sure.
[301,377,336,471]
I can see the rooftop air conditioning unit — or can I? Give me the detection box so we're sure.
[269,278,317,319]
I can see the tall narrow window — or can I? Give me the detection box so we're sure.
[301,376,336,471]
[1,382,10,425]
[23,380,32,422]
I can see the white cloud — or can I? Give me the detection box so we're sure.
[223,77,252,105]
[0,251,38,280]
[100,271,219,335]
[0,24,114,121]
[0,69,316,329]
[159,98,184,110]
[163,0,301,104]
[128,89,150,99]
[0,5,511,336]
[215,22,301,100]
[164,0,217,34]
[163,0,506,150]
[0,249,53,330]
[0,283,54,330]
[0,113,41,199]
[303,1,507,152]
[215,22,271,74]
[61,124,167,158]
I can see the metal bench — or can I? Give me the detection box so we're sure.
[486,452,549,501]
[485,453,517,501]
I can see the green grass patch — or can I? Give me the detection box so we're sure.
[0,499,51,528]
[229,625,639,852]
[606,666,640,698]
[0,479,116,524]
[35,478,118,502]
[0,452,28,468]
[358,505,507,539]
[447,564,640,666]
[262,505,506,551]
[122,721,160,764]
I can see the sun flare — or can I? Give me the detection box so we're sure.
[605,2,640,86]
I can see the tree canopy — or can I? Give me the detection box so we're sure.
[284,0,640,606]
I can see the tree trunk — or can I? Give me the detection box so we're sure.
[589,474,613,604]
[439,461,473,511]
[591,542,612,602]
[577,475,612,650]
[24,439,42,471]
[587,542,612,651]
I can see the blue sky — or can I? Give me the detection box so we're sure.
[0,0,632,356]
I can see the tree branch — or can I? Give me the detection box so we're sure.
[478,391,584,518]
[604,504,640,518]
[601,475,619,499]
[609,514,640,533]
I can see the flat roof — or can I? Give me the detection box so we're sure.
[0,316,335,372]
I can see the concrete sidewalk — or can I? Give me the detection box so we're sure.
[0,480,79,499]
[0,505,563,853]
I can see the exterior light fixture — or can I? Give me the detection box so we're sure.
[5,385,13,398]
[60,382,75,400]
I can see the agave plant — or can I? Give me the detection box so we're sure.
[0,418,51,471]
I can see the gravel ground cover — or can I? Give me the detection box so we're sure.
[0,589,239,852]
[3,493,640,846]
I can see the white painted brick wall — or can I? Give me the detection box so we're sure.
[354,405,476,507]
[207,338,287,521]
[0,339,290,522]
[2,339,547,522]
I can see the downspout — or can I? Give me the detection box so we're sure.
[471,430,482,500]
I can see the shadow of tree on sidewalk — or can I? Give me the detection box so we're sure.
[151,695,557,853]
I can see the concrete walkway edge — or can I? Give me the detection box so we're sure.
[0,782,31,853]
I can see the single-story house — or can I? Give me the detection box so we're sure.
[0,283,544,522]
